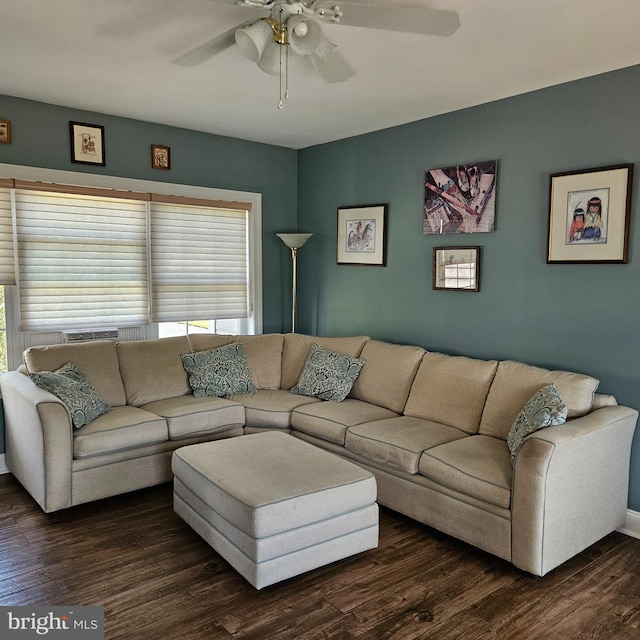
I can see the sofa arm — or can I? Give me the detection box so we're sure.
[511,404,638,576]
[1,371,74,512]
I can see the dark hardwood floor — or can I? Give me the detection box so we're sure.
[1,473,639,640]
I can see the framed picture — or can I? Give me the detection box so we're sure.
[547,163,633,263]
[337,204,387,266]
[0,119,11,144]
[424,160,497,234]
[433,246,480,292]
[151,144,171,170]
[70,121,105,166]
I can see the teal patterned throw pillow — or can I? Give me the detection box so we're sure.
[181,342,256,397]
[507,384,567,464]
[292,343,365,402]
[30,361,110,429]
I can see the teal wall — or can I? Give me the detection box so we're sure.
[297,64,640,511]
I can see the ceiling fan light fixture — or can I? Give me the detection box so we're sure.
[235,19,274,63]
[257,41,284,76]
[310,37,355,84]
[288,14,322,56]
[310,37,337,64]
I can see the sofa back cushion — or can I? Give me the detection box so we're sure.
[186,334,234,352]
[403,352,498,434]
[24,340,126,407]
[188,333,283,390]
[478,360,599,440]
[350,340,425,412]
[117,336,191,406]
[281,334,369,390]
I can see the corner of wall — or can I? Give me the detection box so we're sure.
[618,509,640,540]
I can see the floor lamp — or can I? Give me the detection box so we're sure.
[276,232,312,333]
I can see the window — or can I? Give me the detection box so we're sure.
[0,181,14,286]
[0,164,262,369]
[443,262,476,289]
[15,186,149,331]
[158,318,241,338]
[150,196,251,323]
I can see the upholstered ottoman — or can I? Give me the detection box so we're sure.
[172,431,378,589]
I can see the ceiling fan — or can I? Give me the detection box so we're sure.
[173,1,461,90]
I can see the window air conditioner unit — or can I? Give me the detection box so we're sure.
[61,328,119,343]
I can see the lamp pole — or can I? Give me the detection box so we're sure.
[276,233,313,333]
[290,245,299,333]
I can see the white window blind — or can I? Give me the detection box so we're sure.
[15,186,149,331]
[150,196,250,322]
[0,180,15,285]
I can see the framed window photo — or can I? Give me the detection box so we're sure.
[547,163,633,263]
[151,144,171,170]
[337,204,387,266]
[70,121,105,166]
[0,119,11,144]
[433,246,480,292]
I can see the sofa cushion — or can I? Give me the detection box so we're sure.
[141,395,245,440]
[507,384,567,463]
[404,352,498,434]
[185,334,234,352]
[419,435,512,509]
[345,416,468,474]
[189,334,284,390]
[73,405,169,459]
[30,362,110,429]
[117,336,191,407]
[24,340,126,407]
[291,343,365,402]
[291,399,398,445]
[350,340,425,413]
[281,334,369,390]
[228,389,320,430]
[181,342,257,397]
[479,360,599,440]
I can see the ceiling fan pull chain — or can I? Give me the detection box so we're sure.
[285,43,290,101]
[278,43,285,109]
[276,5,289,110]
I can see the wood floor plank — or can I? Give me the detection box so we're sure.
[0,578,64,606]
[2,473,640,640]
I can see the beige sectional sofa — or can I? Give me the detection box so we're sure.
[1,332,637,577]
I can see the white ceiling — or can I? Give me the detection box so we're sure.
[2,0,640,150]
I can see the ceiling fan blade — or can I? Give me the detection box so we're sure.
[313,1,460,36]
[172,20,255,66]
[310,39,355,83]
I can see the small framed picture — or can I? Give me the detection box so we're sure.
[433,246,480,292]
[547,163,633,263]
[151,144,171,170]
[337,204,387,266]
[70,121,105,166]
[0,119,11,144]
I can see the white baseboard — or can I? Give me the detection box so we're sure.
[618,509,640,540]
[0,453,8,475]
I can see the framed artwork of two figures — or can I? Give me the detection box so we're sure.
[547,164,633,263]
